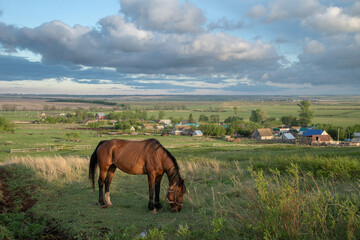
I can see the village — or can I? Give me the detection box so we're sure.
[91,112,360,147]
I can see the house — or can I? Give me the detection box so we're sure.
[273,127,290,136]
[252,128,274,140]
[352,132,360,143]
[300,129,333,144]
[299,127,310,135]
[185,123,200,127]
[95,113,106,120]
[171,125,194,135]
[291,126,301,132]
[142,123,155,131]
[192,130,203,137]
[159,119,171,125]
[282,133,295,140]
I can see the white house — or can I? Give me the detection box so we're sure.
[159,119,171,125]
[192,130,203,137]
[352,132,360,143]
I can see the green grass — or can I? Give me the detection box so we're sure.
[1,98,360,239]
[1,136,359,239]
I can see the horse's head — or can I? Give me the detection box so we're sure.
[167,179,186,212]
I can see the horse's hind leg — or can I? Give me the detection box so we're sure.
[98,168,107,208]
[104,164,116,208]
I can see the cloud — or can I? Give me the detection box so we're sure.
[248,0,321,22]
[119,0,206,33]
[0,16,279,76]
[247,5,266,19]
[207,17,244,31]
[302,6,360,34]
[304,38,325,54]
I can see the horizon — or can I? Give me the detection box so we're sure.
[1,0,360,95]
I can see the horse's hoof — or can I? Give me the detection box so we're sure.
[107,204,113,208]
[154,202,163,210]
[150,209,157,214]
[100,204,108,208]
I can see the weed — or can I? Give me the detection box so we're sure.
[176,223,190,240]
[240,164,360,239]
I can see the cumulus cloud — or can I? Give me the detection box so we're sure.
[304,38,325,54]
[0,15,278,75]
[302,6,360,34]
[119,0,206,33]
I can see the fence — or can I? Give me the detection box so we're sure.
[6,145,91,153]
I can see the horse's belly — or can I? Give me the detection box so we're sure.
[114,161,145,175]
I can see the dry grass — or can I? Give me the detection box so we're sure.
[1,156,88,182]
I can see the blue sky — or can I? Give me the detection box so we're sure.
[0,0,359,95]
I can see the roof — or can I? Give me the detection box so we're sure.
[354,132,360,137]
[303,129,324,136]
[193,130,203,135]
[256,128,273,137]
[96,113,106,116]
[185,123,199,127]
[284,133,295,140]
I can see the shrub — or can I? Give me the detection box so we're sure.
[64,132,80,141]
[0,117,15,133]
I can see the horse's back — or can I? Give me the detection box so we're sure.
[97,139,149,175]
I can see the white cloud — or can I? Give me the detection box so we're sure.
[120,0,206,33]
[302,7,360,34]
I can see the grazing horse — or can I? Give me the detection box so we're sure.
[89,138,186,212]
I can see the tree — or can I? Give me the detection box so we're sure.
[298,100,313,126]
[249,109,268,124]
[158,110,165,120]
[188,113,194,123]
[210,115,220,123]
[281,115,298,126]
[224,116,243,123]
[233,106,239,116]
[0,117,15,133]
[198,114,209,122]
[200,123,226,136]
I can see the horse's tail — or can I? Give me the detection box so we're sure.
[89,140,107,190]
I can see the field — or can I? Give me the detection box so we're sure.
[0,95,360,239]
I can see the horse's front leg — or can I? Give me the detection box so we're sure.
[154,174,163,210]
[147,173,156,213]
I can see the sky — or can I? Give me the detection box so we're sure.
[0,0,360,95]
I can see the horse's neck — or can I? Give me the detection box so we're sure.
[166,164,179,186]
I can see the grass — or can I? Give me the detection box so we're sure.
[1,144,359,239]
[1,96,360,239]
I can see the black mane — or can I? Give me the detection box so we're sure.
[145,138,180,171]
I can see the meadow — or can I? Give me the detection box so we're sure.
[0,95,360,239]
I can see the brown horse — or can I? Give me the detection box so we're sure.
[89,138,186,212]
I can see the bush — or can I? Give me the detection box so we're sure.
[64,132,80,141]
[0,117,15,133]
[200,124,226,136]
